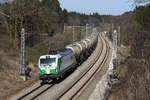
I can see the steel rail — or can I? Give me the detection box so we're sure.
[34,32,106,100]
[10,81,55,100]
[73,32,111,99]
[59,32,110,100]
[33,32,103,100]
[9,31,109,100]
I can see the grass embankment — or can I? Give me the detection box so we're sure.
[0,26,87,99]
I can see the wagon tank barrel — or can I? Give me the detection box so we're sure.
[38,30,98,81]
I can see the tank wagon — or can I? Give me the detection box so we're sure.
[38,31,98,82]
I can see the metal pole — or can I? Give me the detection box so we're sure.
[80,26,82,40]
[72,25,75,42]
[90,25,92,34]
[20,28,27,81]
[86,23,88,38]
[112,30,118,70]
[112,24,114,33]
[118,26,121,47]
[64,23,66,33]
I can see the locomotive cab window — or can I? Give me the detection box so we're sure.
[40,58,56,66]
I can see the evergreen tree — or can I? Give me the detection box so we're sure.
[134,5,150,28]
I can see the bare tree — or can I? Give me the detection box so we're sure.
[133,0,150,5]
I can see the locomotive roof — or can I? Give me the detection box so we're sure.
[59,49,73,56]
[49,48,73,56]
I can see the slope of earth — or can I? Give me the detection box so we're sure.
[108,43,150,100]
[0,34,38,100]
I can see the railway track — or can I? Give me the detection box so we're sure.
[75,32,112,100]
[9,32,111,100]
[19,85,53,100]
[58,32,110,100]
[10,81,55,100]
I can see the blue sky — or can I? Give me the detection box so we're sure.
[59,0,135,15]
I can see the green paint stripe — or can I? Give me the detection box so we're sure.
[40,67,59,74]
[40,69,46,75]
[39,57,62,75]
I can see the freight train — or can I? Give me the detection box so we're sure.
[38,29,98,83]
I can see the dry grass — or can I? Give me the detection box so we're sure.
[108,45,150,100]
[0,34,39,100]
[0,50,39,100]
[0,27,86,99]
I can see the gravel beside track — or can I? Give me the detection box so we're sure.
[59,32,107,100]
[73,33,112,100]
[9,32,111,100]
[34,32,109,100]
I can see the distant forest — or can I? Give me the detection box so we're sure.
[0,0,105,50]
[0,0,150,51]
[0,0,102,35]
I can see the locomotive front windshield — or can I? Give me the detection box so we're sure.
[40,58,56,66]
